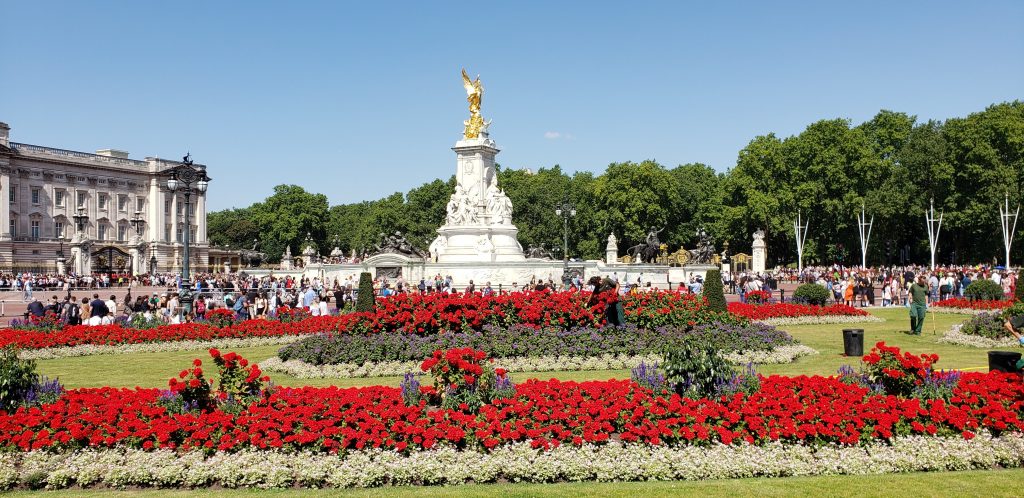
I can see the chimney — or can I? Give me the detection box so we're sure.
[0,122,9,147]
[95,148,130,158]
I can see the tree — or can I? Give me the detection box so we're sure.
[250,185,330,262]
[592,160,683,252]
[356,272,375,311]
[702,269,727,313]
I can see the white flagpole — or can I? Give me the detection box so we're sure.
[857,202,874,269]
[1000,191,1020,269]
[925,198,944,270]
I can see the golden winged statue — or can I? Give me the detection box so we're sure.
[461,68,488,139]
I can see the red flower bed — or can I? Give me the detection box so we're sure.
[2,372,1021,452]
[932,298,1012,310]
[0,291,721,350]
[728,302,869,320]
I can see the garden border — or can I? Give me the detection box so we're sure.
[260,345,819,379]
[2,435,1021,490]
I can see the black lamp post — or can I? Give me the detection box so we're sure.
[555,201,576,286]
[72,207,89,234]
[129,211,146,276]
[163,154,210,319]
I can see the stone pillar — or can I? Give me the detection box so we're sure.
[0,169,10,239]
[169,192,178,243]
[605,233,618,264]
[56,256,66,276]
[752,230,767,273]
[70,237,91,275]
[195,192,207,244]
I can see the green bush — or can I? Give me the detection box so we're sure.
[0,346,38,412]
[960,312,1011,339]
[356,272,376,312]
[793,283,830,305]
[1016,270,1024,302]
[964,279,1005,301]
[663,340,733,398]
[702,269,727,313]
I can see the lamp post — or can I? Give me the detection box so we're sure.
[555,201,576,286]
[129,211,146,276]
[163,153,210,320]
[72,207,89,234]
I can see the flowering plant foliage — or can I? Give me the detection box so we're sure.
[1,291,737,351]
[743,290,773,304]
[274,306,311,323]
[203,309,236,328]
[2,370,1022,453]
[932,298,1012,311]
[165,349,271,413]
[728,302,868,320]
[417,348,514,411]
[862,342,940,396]
[960,312,1013,339]
[9,312,64,333]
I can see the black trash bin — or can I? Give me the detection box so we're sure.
[842,329,864,357]
[988,351,1022,372]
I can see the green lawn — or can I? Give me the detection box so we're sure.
[4,468,1023,497]
[34,308,1001,389]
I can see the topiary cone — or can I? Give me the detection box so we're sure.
[356,272,376,312]
[703,269,727,313]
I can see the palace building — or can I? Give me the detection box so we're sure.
[0,121,212,275]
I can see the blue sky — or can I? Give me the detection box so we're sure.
[1,1,1021,211]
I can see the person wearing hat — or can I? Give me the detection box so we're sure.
[908,274,930,335]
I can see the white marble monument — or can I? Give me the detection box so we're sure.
[752,229,767,273]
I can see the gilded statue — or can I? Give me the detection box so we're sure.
[461,68,490,139]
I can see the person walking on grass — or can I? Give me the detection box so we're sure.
[908,274,930,335]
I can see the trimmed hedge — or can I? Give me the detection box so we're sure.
[356,272,376,312]
[703,269,727,313]
[965,279,1004,301]
[793,283,830,306]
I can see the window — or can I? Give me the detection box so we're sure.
[97,224,107,241]
[98,194,108,210]
[9,219,14,237]
[117,224,128,242]
[187,203,194,217]
[177,200,183,216]
[118,195,128,212]
[9,185,15,203]
[31,188,40,205]
[176,224,183,242]
[165,199,171,216]
[136,197,145,212]
[164,224,171,242]
[189,225,197,242]
[55,190,64,207]
[77,191,86,208]
[55,221,64,239]
[30,220,40,239]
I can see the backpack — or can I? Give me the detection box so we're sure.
[68,303,80,319]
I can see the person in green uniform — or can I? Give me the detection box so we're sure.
[908,274,930,335]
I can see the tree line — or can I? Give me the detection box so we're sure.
[208,101,1024,267]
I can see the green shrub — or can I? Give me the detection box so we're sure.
[964,279,1005,301]
[356,272,376,312]
[1016,270,1024,302]
[702,269,727,313]
[663,340,733,398]
[793,283,830,305]
[0,346,38,412]
[961,312,1012,339]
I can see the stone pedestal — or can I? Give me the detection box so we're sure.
[70,235,91,275]
[436,134,525,263]
[752,230,767,273]
[56,257,66,276]
[605,233,618,264]
[127,236,146,275]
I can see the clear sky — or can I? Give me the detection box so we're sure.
[1,1,1021,211]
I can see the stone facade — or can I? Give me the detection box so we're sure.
[0,121,209,275]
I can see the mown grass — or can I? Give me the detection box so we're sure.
[4,468,1023,497]
[35,308,993,389]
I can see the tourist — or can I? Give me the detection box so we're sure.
[26,297,45,318]
[908,275,930,335]
[64,297,82,326]
[195,295,207,320]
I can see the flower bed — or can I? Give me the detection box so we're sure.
[278,322,796,366]
[2,435,1023,489]
[0,291,727,351]
[931,298,1013,314]
[3,370,1021,454]
[728,302,874,322]
[261,345,819,379]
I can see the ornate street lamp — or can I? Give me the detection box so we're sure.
[163,153,211,320]
[555,201,576,287]
[72,207,89,234]
[129,211,145,236]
